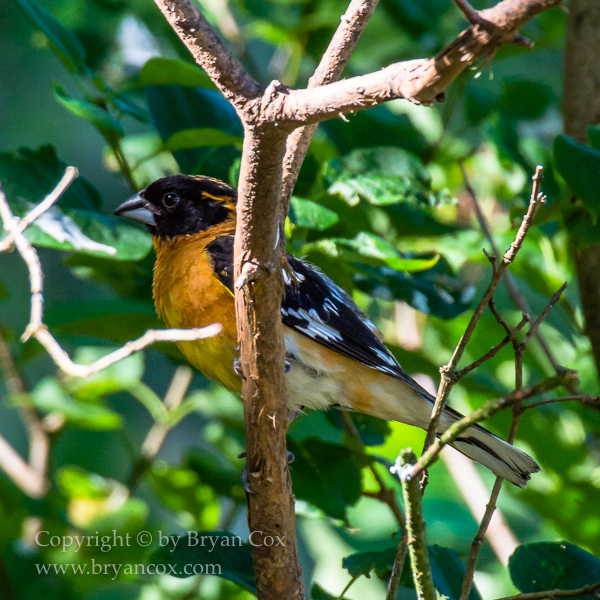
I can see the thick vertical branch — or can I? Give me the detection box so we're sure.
[233,122,304,600]
[563,0,600,383]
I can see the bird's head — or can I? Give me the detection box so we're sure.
[114,175,237,239]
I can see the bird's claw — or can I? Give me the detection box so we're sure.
[237,451,295,493]
[285,360,291,374]
[233,357,245,379]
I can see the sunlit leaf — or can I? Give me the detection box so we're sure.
[139,57,217,90]
[53,84,123,137]
[289,197,339,231]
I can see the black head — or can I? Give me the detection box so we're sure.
[114,175,237,239]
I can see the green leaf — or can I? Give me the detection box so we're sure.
[139,57,218,90]
[53,84,123,137]
[304,234,439,272]
[342,546,398,580]
[16,0,86,72]
[509,542,600,597]
[31,378,122,430]
[354,258,474,319]
[554,135,600,220]
[0,145,101,211]
[21,206,152,261]
[325,411,390,446]
[146,84,243,175]
[322,106,429,158]
[324,147,446,207]
[185,448,245,501]
[289,197,339,231]
[166,128,242,152]
[429,545,482,600]
[287,438,364,520]
[588,125,600,152]
[151,531,256,593]
[342,544,482,600]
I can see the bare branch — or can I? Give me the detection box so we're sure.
[33,326,221,378]
[522,282,568,346]
[386,530,409,600]
[281,0,380,203]
[460,160,573,382]
[259,0,563,126]
[523,394,600,412]
[151,0,262,105]
[421,167,545,460]
[409,370,577,481]
[0,433,47,498]
[453,313,529,381]
[234,124,304,599]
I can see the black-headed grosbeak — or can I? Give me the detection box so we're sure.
[115,175,540,487]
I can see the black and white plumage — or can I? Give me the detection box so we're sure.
[207,234,540,488]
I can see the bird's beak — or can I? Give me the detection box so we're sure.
[114,193,156,226]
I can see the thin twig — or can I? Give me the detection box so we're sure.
[422,167,545,461]
[0,433,47,498]
[521,282,568,347]
[453,313,529,381]
[460,280,571,599]
[385,529,409,600]
[0,167,78,252]
[393,449,435,600]
[523,394,600,411]
[410,370,576,481]
[494,580,600,600]
[0,175,223,378]
[281,0,380,206]
[460,160,573,383]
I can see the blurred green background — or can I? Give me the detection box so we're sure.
[1,0,600,598]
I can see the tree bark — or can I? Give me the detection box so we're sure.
[563,0,600,382]
[234,122,304,600]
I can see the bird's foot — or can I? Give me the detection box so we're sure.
[238,450,295,493]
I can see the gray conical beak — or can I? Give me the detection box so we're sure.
[114,193,156,226]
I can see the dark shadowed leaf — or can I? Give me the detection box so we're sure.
[325,411,391,446]
[16,0,86,72]
[287,438,364,521]
[151,531,256,593]
[0,145,101,211]
[185,448,245,501]
[146,84,243,174]
[554,135,600,220]
[509,542,600,597]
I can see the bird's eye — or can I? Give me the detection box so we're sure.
[162,192,180,208]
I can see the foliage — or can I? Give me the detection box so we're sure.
[0,0,598,600]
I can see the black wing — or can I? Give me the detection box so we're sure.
[206,234,430,397]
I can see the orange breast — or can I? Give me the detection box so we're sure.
[153,233,240,392]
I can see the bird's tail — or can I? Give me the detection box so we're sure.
[441,405,540,488]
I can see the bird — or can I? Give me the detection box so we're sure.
[114,174,540,487]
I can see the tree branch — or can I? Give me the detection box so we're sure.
[233,123,304,600]
[409,370,577,481]
[281,0,380,204]
[253,0,563,126]
[494,580,600,600]
[421,167,545,465]
[151,0,262,105]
